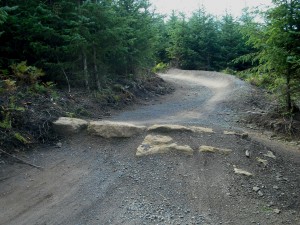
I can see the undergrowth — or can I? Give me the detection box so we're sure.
[0,62,173,153]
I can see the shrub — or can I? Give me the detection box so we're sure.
[10,61,44,84]
[152,62,169,73]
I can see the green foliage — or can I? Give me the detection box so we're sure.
[0,95,25,131]
[10,61,44,84]
[159,9,253,71]
[14,132,29,144]
[65,112,76,118]
[75,107,90,117]
[222,68,237,75]
[0,0,160,90]
[152,62,169,73]
[0,79,16,92]
[237,1,300,112]
[0,112,12,129]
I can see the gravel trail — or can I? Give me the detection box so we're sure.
[0,69,299,225]
[112,69,250,128]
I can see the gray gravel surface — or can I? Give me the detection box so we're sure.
[0,69,299,225]
[112,69,255,128]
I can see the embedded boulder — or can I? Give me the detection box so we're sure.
[53,117,88,135]
[148,124,192,132]
[88,121,146,138]
[148,124,214,133]
[136,134,193,156]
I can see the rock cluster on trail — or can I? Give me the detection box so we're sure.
[52,118,215,139]
[136,135,193,156]
[88,121,146,138]
[53,117,88,134]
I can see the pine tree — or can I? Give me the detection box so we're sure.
[239,0,300,111]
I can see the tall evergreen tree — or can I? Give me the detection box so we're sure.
[239,0,300,111]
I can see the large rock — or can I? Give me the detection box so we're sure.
[136,134,193,156]
[199,145,232,155]
[224,130,249,139]
[53,117,88,135]
[191,126,214,133]
[88,121,146,138]
[148,124,214,133]
[148,124,192,132]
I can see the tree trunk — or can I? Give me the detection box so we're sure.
[61,67,71,93]
[93,46,101,91]
[82,50,90,92]
[286,68,292,112]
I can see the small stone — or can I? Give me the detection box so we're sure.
[273,185,279,190]
[264,151,276,159]
[274,209,281,214]
[233,165,253,176]
[256,157,268,166]
[253,186,260,192]
[245,150,250,157]
[258,191,264,197]
[56,142,62,148]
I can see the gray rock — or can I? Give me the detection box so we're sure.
[233,166,254,176]
[245,150,250,157]
[253,186,260,192]
[53,117,88,135]
[136,135,193,156]
[257,191,264,197]
[148,124,214,133]
[199,145,232,155]
[88,121,146,138]
[264,151,276,159]
[274,208,281,214]
[56,142,62,148]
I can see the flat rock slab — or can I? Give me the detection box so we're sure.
[148,124,214,133]
[233,166,254,176]
[191,126,214,133]
[199,145,232,155]
[264,151,276,159]
[223,130,249,139]
[256,157,268,166]
[53,117,88,135]
[148,124,192,132]
[136,134,193,156]
[88,121,146,138]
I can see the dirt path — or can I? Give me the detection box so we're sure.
[0,70,300,225]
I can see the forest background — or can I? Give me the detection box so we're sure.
[0,0,299,150]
